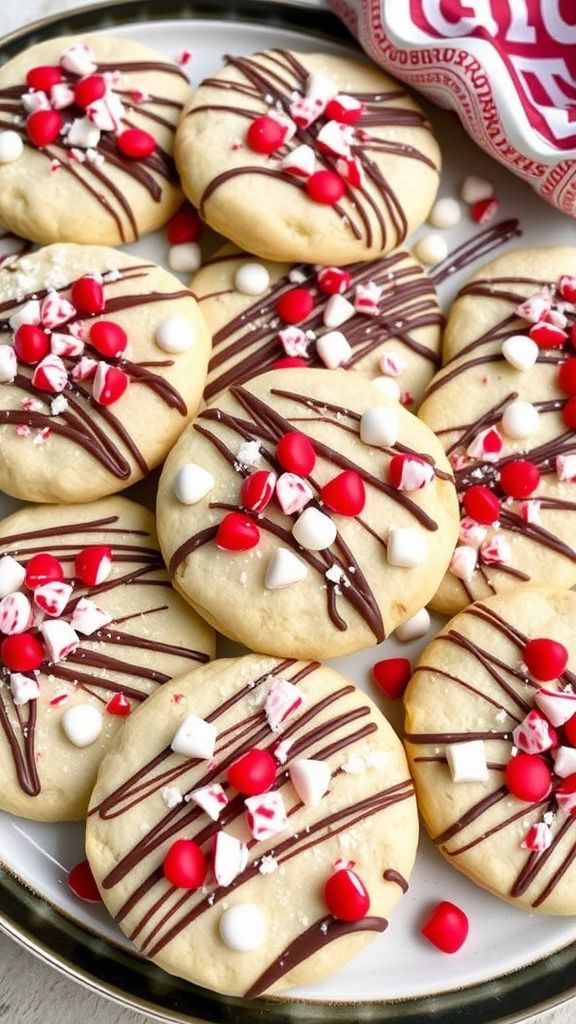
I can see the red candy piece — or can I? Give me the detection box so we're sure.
[371,657,412,700]
[556,773,576,815]
[529,321,567,349]
[421,901,469,954]
[306,169,346,204]
[523,637,568,681]
[470,197,498,225]
[117,128,156,159]
[25,552,64,589]
[163,838,207,889]
[74,74,107,108]
[388,454,433,492]
[505,753,552,802]
[276,432,316,475]
[324,867,370,921]
[559,275,576,303]
[246,115,286,154]
[325,96,363,125]
[276,288,314,325]
[499,460,540,499]
[563,397,576,430]
[14,324,50,365]
[167,204,202,245]
[320,470,365,516]
[75,545,112,586]
[462,485,501,524]
[89,320,127,358]
[1,632,44,671]
[564,714,576,746]
[271,356,309,370]
[106,692,131,716]
[316,267,351,295]
[71,276,104,315]
[558,358,576,395]
[68,860,102,903]
[241,470,276,513]
[26,109,62,147]
[26,65,62,92]
[227,748,276,795]
[93,363,129,405]
[216,512,260,551]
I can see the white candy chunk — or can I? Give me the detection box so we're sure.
[9,299,41,330]
[86,92,125,132]
[265,547,308,589]
[274,737,294,764]
[50,395,69,416]
[213,831,249,887]
[265,678,303,731]
[414,234,448,266]
[445,739,488,782]
[155,315,196,353]
[9,673,39,706]
[292,507,337,550]
[0,346,17,383]
[245,791,288,840]
[372,376,401,401]
[161,786,183,809]
[50,82,75,109]
[395,607,431,642]
[501,399,539,440]
[278,326,308,358]
[479,535,511,565]
[70,597,112,635]
[174,463,215,504]
[556,454,576,482]
[235,439,261,469]
[316,119,352,158]
[281,143,315,177]
[553,745,576,778]
[323,293,355,328]
[66,116,101,149]
[289,759,331,805]
[190,783,228,821]
[219,903,266,951]
[0,555,26,598]
[354,280,382,316]
[21,90,50,113]
[458,517,487,549]
[460,174,493,204]
[534,687,576,727]
[40,619,79,662]
[316,330,352,369]
[428,196,461,229]
[449,545,478,581]
[379,350,406,377]
[234,261,271,295]
[501,335,539,372]
[0,130,24,163]
[168,242,201,274]
[556,784,576,816]
[360,405,400,447]
[171,715,217,760]
[60,43,97,76]
[0,591,32,635]
[33,581,73,618]
[387,527,427,567]
[61,704,103,747]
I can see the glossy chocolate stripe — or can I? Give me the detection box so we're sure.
[0,695,39,795]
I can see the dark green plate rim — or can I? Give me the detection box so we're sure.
[0,1,575,1020]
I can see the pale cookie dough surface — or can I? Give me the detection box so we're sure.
[86,654,418,997]
[192,244,442,408]
[0,497,215,822]
[404,588,576,915]
[156,367,458,660]
[175,51,440,265]
[0,244,211,503]
[419,247,576,616]
[0,35,190,245]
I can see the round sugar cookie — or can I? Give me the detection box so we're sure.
[0,35,190,245]
[404,588,576,915]
[0,243,211,503]
[192,244,442,408]
[156,367,458,660]
[0,496,215,821]
[86,654,418,996]
[418,247,576,616]
[175,50,440,265]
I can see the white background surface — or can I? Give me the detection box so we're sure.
[0,1,575,1022]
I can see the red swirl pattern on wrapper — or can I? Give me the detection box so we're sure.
[329,0,576,216]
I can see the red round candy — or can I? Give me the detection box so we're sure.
[163,838,207,889]
[276,432,316,475]
[523,637,568,681]
[271,356,309,370]
[306,170,346,205]
[215,512,260,551]
[75,545,112,586]
[71,276,104,315]
[316,267,351,295]
[276,288,314,325]
[246,115,286,154]
[74,74,107,108]
[1,632,44,672]
[167,204,202,245]
[26,65,62,92]
[13,323,50,365]
[421,901,469,954]
[68,860,102,903]
[564,714,576,747]
[499,460,540,499]
[241,470,276,513]
[117,128,156,159]
[25,552,64,589]
[505,753,552,802]
[324,867,370,921]
[530,321,567,349]
[371,657,412,700]
[563,397,576,430]
[558,358,576,395]
[26,109,62,147]
[320,470,365,516]
[227,748,276,795]
[106,692,131,716]
[556,773,576,814]
[89,320,127,358]
[462,485,501,524]
[94,365,128,406]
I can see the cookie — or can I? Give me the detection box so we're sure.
[86,654,418,996]
[175,50,440,265]
[191,244,442,408]
[0,35,190,245]
[0,243,211,503]
[0,496,215,821]
[404,588,576,915]
[418,247,576,616]
[156,367,458,660]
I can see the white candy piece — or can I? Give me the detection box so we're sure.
[360,405,400,447]
[235,440,261,469]
[33,581,73,618]
[40,619,79,662]
[161,786,183,809]
[87,92,125,132]
[479,535,511,565]
[265,678,303,732]
[21,90,50,113]
[265,547,308,589]
[428,196,461,229]
[501,335,539,372]
[387,527,427,568]
[70,597,112,635]
[0,592,32,635]
[0,346,17,383]
[322,293,355,328]
[280,143,315,178]
[553,745,576,778]
[66,116,100,150]
[171,715,217,760]
[274,737,294,764]
[0,555,26,598]
[534,687,576,727]
[0,130,24,164]
[61,704,103,747]
[414,233,448,266]
[9,673,39,706]
[501,399,540,440]
[168,242,201,274]
[219,903,266,952]
[9,299,41,330]
[50,82,75,109]
[278,326,308,358]
[190,783,228,821]
[32,354,68,394]
[50,334,84,359]
[460,174,493,204]
[316,119,352,158]
[354,280,382,316]
[245,791,288,840]
[316,330,352,369]
[449,545,478,581]
[445,739,488,782]
[458,517,487,549]
[372,376,401,401]
[556,454,576,482]
[395,607,431,642]
[60,43,97,76]
[213,831,249,887]
[174,463,215,505]
[292,507,337,550]
[289,759,331,806]
[155,315,196,353]
[234,261,271,295]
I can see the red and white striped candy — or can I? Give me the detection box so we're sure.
[0,592,33,635]
[379,350,406,377]
[555,774,576,815]
[322,293,355,328]
[290,70,337,127]
[515,291,551,324]
[316,330,351,368]
[33,581,73,618]
[275,472,313,516]
[521,821,552,851]
[50,82,75,109]
[50,333,84,358]
[316,120,352,158]
[9,672,40,705]
[559,275,576,302]
[289,95,322,128]
[278,326,309,358]
[553,746,576,778]
[335,155,364,187]
[547,308,568,330]
[265,678,303,732]
[40,619,79,662]
[92,362,128,405]
[479,535,511,565]
[32,354,68,393]
[72,356,98,381]
[245,791,288,841]
[458,516,487,548]
[60,43,97,76]
[86,92,124,132]
[70,597,111,635]
[280,143,315,178]
[212,830,249,887]
[449,545,478,581]
[68,321,88,342]
[241,470,276,513]
[289,758,331,806]
[534,687,576,727]
[529,320,567,349]
[354,281,382,316]
[520,499,542,524]
[326,93,363,124]
[75,545,112,587]
[556,454,576,482]
[512,709,557,754]
[388,454,434,491]
[40,292,76,329]
[466,426,503,461]
[190,783,228,821]
[317,267,351,295]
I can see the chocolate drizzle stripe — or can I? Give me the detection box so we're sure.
[430,220,522,286]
